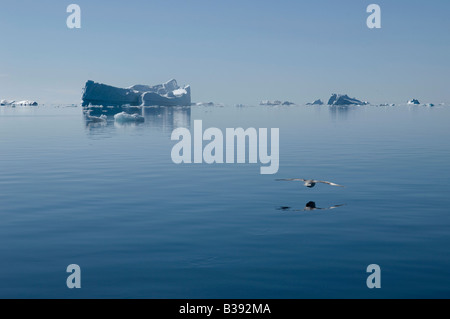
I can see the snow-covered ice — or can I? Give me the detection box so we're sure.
[1,100,38,106]
[260,100,295,106]
[0,99,14,105]
[194,102,215,106]
[12,100,38,106]
[86,114,107,123]
[114,112,145,123]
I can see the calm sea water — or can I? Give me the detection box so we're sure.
[0,104,449,298]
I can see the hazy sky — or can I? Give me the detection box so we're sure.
[1,0,449,104]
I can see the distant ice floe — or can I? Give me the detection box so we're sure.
[14,100,39,106]
[407,99,421,105]
[302,94,444,108]
[0,99,38,106]
[327,94,368,106]
[306,99,324,105]
[193,102,225,107]
[407,99,437,107]
[86,114,107,123]
[114,112,145,123]
[260,100,295,106]
[0,99,13,105]
[194,102,215,106]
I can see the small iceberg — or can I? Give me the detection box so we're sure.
[306,99,324,105]
[407,99,420,105]
[1,99,38,106]
[86,114,107,123]
[328,94,368,106]
[0,99,14,106]
[114,112,145,123]
[194,102,215,106]
[260,100,295,106]
[13,100,38,106]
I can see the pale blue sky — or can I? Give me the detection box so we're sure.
[1,0,449,104]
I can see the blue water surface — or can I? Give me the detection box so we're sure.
[0,104,449,298]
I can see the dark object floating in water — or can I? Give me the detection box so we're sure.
[305,201,317,209]
[81,79,191,107]
[278,201,345,212]
[276,178,344,188]
[327,94,368,106]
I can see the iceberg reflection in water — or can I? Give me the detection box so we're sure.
[83,106,191,134]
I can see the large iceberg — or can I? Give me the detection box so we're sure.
[327,94,368,106]
[82,79,191,107]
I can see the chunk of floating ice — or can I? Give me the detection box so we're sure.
[114,112,145,123]
[306,99,324,105]
[407,99,420,105]
[327,94,368,106]
[195,102,215,106]
[1,100,38,106]
[86,114,107,123]
[82,79,191,107]
[13,100,39,106]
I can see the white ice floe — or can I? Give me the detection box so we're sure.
[0,100,13,105]
[114,112,145,123]
[407,99,420,105]
[12,100,38,106]
[86,114,107,123]
[260,100,295,106]
[1,99,38,106]
[194,102,215,106]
